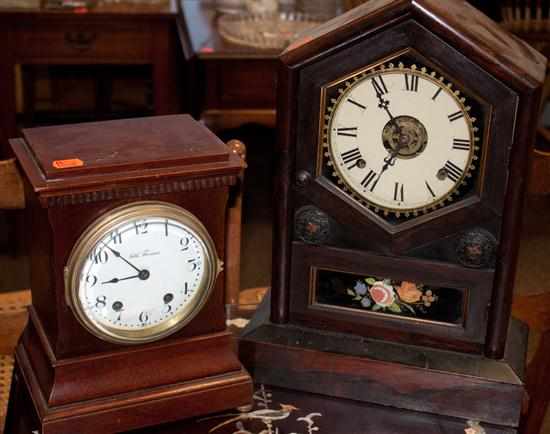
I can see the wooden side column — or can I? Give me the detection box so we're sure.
[225,140,246,314]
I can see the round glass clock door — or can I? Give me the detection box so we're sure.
[324,61,480,218]
[65,201,221,344]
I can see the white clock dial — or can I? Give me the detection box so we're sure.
[324,63,478,216]
[65,202,220,344]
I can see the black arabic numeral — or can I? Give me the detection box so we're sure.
[188,258,198,272]
[139,311,150,324]
[110,230,122,244]
[180,237,190,251]
[90,248,108,264]
[95,295,107,308]
[134,220,148,235]
[85,274,98,287]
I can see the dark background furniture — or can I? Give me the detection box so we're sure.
[0,0,182,157]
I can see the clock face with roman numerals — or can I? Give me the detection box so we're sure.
[65,201,220,344]
[322,61,480,218]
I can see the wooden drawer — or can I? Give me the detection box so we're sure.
[15,22,153,63]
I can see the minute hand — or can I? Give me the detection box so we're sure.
[101,242,142,273]
[372,82,400,132]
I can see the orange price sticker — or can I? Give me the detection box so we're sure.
[52,158,84,169]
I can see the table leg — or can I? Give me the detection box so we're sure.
[152,23,180,115]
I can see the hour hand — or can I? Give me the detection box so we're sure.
[102,274,139,284]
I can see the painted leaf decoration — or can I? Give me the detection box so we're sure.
[372,304,382,311]
[353,296,362,301]
[401,303,416,314]
[347,289,356,296]
[365,277,376,285]
[389,303,402,313]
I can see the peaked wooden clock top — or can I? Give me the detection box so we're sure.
[284,0,545,87]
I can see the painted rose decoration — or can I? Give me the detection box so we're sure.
[347,277,438,316]
[368,281,395,307]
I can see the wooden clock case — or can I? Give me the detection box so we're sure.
[5,115,252,434]
[240,1,545,432]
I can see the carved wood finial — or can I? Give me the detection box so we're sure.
[227,139,247,162]
[0,159,25,209]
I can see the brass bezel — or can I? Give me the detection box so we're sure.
[64,201,222,345]
[319,54,480,218]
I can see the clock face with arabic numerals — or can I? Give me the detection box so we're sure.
[322,60,482,219]
[64,201,221,345]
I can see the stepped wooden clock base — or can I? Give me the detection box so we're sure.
[239,297,528,432]
[5,311,252,434]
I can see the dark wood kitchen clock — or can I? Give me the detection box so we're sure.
[4,115,252,434]
[240,0,546,432]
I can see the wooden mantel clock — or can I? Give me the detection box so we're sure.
[240,0,546,432]
[5,115,252,434]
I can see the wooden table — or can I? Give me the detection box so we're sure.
[0,0,182,157]
[6,376,506,434]
[0,289,526,434]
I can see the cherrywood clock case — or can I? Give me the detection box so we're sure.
[240,1,545,432]
[5,115,252,434]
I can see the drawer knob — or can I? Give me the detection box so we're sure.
[64,31,97,51]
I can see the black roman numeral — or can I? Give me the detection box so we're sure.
[432,87,443,101]
[448,111,465,122]
[361,170,378,191]
[444,161,463,182]
[341,148,362,167]
[404,74,419,92]
[425,181,436,198]
[336,127,358,138]
[371,76,388,96]
[394,182,404,202]
[347,98,366,110]
[452,138,470,150]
